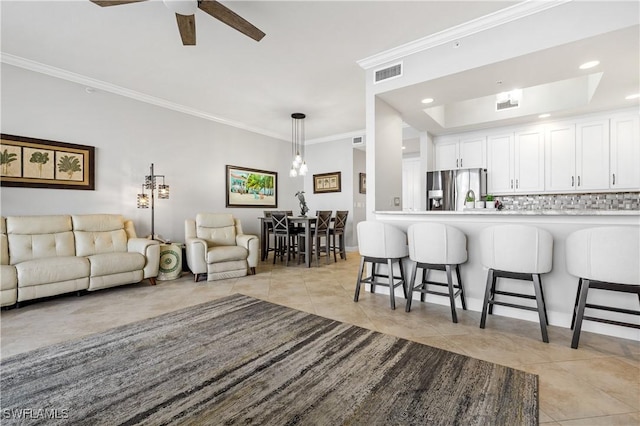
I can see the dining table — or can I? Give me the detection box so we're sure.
[258,216,318,268]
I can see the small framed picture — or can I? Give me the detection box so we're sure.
[313,171,341,194]
[359,173,366,194]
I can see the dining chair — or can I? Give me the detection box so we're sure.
[298,210,332,266]
[271,211,298,266]
[263,210,276,261]
[329,210,349,261]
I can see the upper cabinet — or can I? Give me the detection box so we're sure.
[610,114,640,190]
[487,128,544,194]
[545,119,610,192]
[434,136,485,170]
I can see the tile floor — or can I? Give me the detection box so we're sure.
[1,253,638,425]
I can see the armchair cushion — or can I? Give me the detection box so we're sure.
[207,246,248,263]
[196,213,237,246]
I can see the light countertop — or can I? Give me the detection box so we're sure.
[375,209,640,216]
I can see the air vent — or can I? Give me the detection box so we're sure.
[352,135,365,146]
[374,62,402,83]
[496,99,520,111]
[496,89,522,111]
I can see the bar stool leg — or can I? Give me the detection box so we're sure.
[488,272,498,315]
[405,262,418,313]
[571,278,591,349]
[354,256,366,302]
[456,265,467,310]
[420,269,428,302]
[532,274,549,343]
[399,258,408,299]
[370,263,377,293]
[388,258,396,310]
[570,278,584,330]
[445,265,458,323]
[480,269,495,329]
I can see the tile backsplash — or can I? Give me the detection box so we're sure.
[496,192,640,211]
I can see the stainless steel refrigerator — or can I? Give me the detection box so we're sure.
[427,168,487,211]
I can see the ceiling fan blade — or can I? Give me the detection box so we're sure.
[197,0,265,42]
[90,0,147,6]
[175,13,196,46]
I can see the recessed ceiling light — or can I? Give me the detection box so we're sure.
[421,98,434,104]
[539,113,551,119]
[402,146,406,150]
[625,93,640,100]
[579,60,600,70]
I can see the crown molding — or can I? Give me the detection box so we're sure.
[0,52,288,141]
[357,0,571,70]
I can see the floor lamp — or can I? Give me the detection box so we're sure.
[136,163,169,240]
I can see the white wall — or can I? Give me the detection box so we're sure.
[0,65,302,242]
[302,137,358,247]
[374,97,403,211]
[352,148,366,248]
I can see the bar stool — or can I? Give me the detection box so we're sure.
[271,211,298,266]
[405,223,468,323]
[329,210,349,261]
[479,225,553,343]
[262,210,276,261]
[354,221,409,310]
[566,226,640,349]
[298,211,332,266]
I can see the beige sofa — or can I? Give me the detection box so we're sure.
[185,213,258,281]
[0,214,160,307]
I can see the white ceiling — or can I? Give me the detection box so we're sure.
[1,1,638,143]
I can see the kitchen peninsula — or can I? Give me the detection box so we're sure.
[375,209,640,341]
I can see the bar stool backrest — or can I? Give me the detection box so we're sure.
[566,226,639,285]
[271,211,289,235]
[315,211,332,234]
[334,211,348,232]
[407,222,467,265]
[480,225,553,274]
[357,221,408,259]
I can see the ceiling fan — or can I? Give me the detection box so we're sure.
[90,0,265,46]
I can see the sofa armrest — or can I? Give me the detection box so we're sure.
[185,238,208,275]
[236,234,259,269]
[128,238,160,278]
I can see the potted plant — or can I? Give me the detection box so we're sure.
[485,194,495,209]
[465,191,475,209]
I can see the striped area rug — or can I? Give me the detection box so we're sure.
[0,294,537,425]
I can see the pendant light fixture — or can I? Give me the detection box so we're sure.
[290,113,307,177]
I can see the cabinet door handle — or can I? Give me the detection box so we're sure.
[510,179,513,189]
[516,179,519,189]
[612,173,616,185]
[572,176,575,187]
[456,159,458,168]
[577,176,581,187]
[460,158,463,168]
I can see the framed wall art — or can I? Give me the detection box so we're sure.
[226,165,278,208]
[313,171,341,194]
[0,134,95,190]
[359,173,366,194]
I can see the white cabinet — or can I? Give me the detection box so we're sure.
[434,136,485,170]
[545,120,609,192]
[610,115,640,190]
[487,128,544,194]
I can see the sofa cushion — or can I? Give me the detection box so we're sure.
[87,252,145,277]
[16,256,90,287]
[8,232,76,265]
[72,214,124,232]
[1,233,8,266]
[75,229,129,256]
[206,246,248,263]
[6,215,76,264]
[196,213,237,246]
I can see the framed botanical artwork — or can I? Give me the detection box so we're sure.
[359,173,366,194]
[226,165,278,208]
[0,134,95,190]
[313,171,341,194]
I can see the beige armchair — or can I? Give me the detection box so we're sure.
[185,213,258,281]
